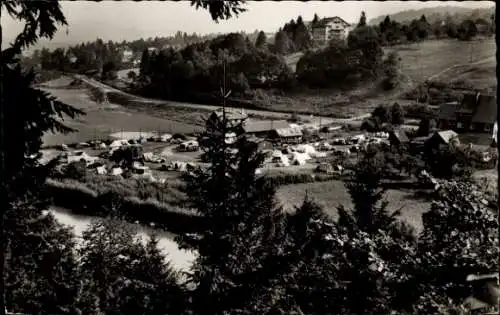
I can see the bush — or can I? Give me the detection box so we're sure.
[62,161,87,180]
[44,178,203,234]
[265,173,338,187]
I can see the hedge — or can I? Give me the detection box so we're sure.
[265,173,341,187]
[44,178,205,234]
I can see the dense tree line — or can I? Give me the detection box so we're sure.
[3,1,499,314]
[135,32,293,100]
[376,13,494,46]
[296,12,392,88]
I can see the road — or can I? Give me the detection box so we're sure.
[72,74,371,128]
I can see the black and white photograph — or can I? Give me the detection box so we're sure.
[1,1,498,314]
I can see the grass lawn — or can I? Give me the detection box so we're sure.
[432,55,497,91]
[276,180,432,232]
[384,38,496,83]
[258,39,496,118]
[42,87,201,146]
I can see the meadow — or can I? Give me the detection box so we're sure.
[276,180,432,232]
[42,86,201,146]
[385,38,496,83]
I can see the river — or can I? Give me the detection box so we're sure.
[50,207,196,272]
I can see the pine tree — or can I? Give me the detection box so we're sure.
[2,1,85,313]
[255,31,268,49]
[176,104,288,314]
[312,13,320,25]
[139,48,151,77]
[358,11,367,28]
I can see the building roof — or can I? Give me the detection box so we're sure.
[211,108,248,121]
[434,130,459,144]
[438,102,459,121]
[389,129,410,144]
[243,120,289,134]
[313,16,351,28]
[274,127,303,138]
[472,94,497,124]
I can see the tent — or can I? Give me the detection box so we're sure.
[109,139,129,149]
[290,152,309,165]
[96,165,107,175]
[271,154,290,167]
[111,167,123,176]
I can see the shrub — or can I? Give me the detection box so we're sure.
[62,161,87,180]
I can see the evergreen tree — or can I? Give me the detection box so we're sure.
[255,31,268,49]
[139,48,151,77]
[1,1,85,313]
[358,11,367,28]
[274,30,294,55]
[177,106,288,314]
[77,219,184,314]
[312,13,320,25]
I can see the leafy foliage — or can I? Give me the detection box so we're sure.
[77,218,184,314]
[415,181,499,312]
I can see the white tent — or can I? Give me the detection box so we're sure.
[272,154,290,167]
[96,165,107,175]
[290,152,309,165]
[111,167,123,176]
[109,139,129,149]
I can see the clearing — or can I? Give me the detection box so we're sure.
[276,180,432,232]
[41,85,201,147]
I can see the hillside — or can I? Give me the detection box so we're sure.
[369,5,495,25]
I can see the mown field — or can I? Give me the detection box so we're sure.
[276,180,432,232]
[432,55,497,91]
[42,86,201,146]
[385,38,496,83]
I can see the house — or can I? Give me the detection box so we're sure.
[271,127,303,144]
[242,120,289,138]
[440,92,497,133]
[425,130,460,151]
[388,129,410,147]
[206,108,248,130]
[121,49,134,63]
[310,16,354,44]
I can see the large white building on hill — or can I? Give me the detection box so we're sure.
[309,16,354,44]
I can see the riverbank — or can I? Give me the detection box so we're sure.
[50,206,196,272]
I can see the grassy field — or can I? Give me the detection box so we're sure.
[385,38,496,83]
[42,86,201,146]
[432,55,497,91]
[276,180,432,232]
[271,39,496,117]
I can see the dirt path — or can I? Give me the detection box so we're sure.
[427,55,496,81]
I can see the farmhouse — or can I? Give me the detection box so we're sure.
[425,130,460,151]
[388,129,410,147]
[206,108,248,130]
[271,127,303,144]
[310,16,354,44]
[438,92,497,133]
[243,120,289,138]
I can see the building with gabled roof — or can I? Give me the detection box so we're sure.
[438,92,497,134]
[310,16,354,44]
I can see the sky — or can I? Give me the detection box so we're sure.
[2,1,495,49]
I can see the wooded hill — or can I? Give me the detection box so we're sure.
[369,5,495,25]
